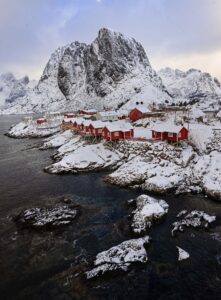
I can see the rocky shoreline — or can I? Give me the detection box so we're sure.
[6,121,221,201]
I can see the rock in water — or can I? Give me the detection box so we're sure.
[13,205,78,229]
[85,236,150,279]
[172,210,216,236]
[130,194,169,233]
[177,246,190,261]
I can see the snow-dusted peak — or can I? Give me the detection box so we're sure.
[158,67,221,109]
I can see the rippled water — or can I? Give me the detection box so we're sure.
[0,115,221,300]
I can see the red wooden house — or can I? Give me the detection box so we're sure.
[88,121,105,137]
[81,120,92,135]
[102,122,134,141]
[151,124,188,142]
[129,105,150,121]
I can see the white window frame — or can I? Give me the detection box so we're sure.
[168,132,173,138]
[114,131,119,137]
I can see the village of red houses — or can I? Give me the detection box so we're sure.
[31,104,191,144]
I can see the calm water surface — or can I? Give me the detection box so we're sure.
[0,115,221,300]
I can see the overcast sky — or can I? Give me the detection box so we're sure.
[1,0,221,80]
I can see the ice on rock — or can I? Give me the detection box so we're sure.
[86,236,150,279]
[130,195,169,233]
[172,210,216,236]
[177,246,190,261]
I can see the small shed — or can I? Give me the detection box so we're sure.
[151,124,188,142]
[96,111,119,122]
[129,105,150,121]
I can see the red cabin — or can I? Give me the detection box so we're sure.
[81,120,92,135]
[151,124,189,142]
[37,118,47,125]
[129,106,150,121]
[89,121,105,137]
[102,122,134,141]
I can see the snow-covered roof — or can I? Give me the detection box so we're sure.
[63,117,76,123]
[117,109,129,117]
[90,120,106,129]
[82,120,92,126]
[75,118,84,125]
[132,105,150,114]
[104,121,133,132]
[98,111,118,117]
[151,123,186,133]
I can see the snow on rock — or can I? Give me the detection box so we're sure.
[1,28,171,114]
[177,246,190,261]
[40,130,74,149]
[85,236,150,279]
[7,121,59,138]
[106,141,194,194]
[130,195,169,233]
[194,151,221,200]
[171,210,216,236]
[44,141,124,174]
[158,67,221,111]
[13,204,78,229]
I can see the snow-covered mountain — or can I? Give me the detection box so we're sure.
[1,28,171,114]
[158,67,221,110]
[0,73,36,110]
[2,29,221,115]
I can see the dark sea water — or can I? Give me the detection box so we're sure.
[0,115,221,300]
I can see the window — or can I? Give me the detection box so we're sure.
[178,132,182,138]
[114,132,119,137]
[98,129,102,133]
[168,132,173,137]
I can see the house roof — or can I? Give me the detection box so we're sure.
[117,109,129,117]
[75,118,84,125]
[151,123,186,133]
[82,120,92,126]
[104,121,134,132]
[98,111,118,117]
[132,105,150,114]
[90,120,106,129]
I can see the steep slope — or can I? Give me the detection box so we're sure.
[0,73,36,110]
[159,67,221,110]
[1,28,171,114]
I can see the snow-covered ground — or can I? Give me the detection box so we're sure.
[7,121,60,138]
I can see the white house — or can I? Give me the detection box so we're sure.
[96,111,119,122]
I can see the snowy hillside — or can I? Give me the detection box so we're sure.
[0,28,172,114]
[159,67,221,110]
[0,73,36,111]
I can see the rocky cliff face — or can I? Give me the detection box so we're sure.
[2,28,221,114]
[158,67,221,110]
[1,28,171,114]
[0,73,35,110]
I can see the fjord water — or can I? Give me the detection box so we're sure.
[0,115,221,300]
